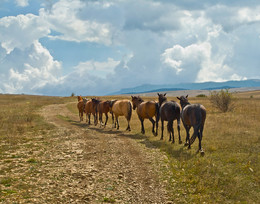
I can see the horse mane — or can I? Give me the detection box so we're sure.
[137,96,144,102]
[109,99,117,107]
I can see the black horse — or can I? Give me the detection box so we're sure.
[177,95,206,155]
[157,93,182,144]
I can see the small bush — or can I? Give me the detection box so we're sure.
[209,89,235,112]
[196,94,207,98]
[71,92,75,97]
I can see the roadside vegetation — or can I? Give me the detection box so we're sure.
[0,94,74,202]
[209,89,236,112]
[1,91,259,203]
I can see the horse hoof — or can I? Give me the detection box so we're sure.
[184,142,189,146]
[200,150,205,156]
[179,141,182,144]
[154,132,158,136]
[160,137,163,140]
[171,141,175,144]
[188,146,191,150]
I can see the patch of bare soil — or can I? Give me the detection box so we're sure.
[35,103,172,203]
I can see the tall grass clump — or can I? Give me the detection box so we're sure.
[209,89,235,112]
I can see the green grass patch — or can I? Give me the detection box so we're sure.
[103,197,116,203]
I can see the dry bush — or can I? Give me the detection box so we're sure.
[209,89,235,112]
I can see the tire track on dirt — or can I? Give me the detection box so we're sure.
[40,103,172,203]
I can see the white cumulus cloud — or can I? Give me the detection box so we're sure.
[39,0,114,45]
[0,14,49,53]
[0,41,62,94]
[15,0,29,7]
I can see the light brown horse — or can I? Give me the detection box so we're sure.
[84,98,99,125]
[158,93,182,144]
[177,95,206,155]
[110,99,132,131]
[96,100,114,127]
[131,96,159,136]
[77,96,85,122]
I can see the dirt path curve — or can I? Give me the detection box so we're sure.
[40,103,172,203]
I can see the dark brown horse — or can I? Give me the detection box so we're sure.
[177,95,206,155]
[158,93,182,144]
[85,98,99,125]
[96,100,114,127]
[110,99,132,131]
[131,96,159,136]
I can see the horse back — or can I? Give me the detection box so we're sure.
[77,101,84,111]
[112,100,131,116]
[98,101,110,114]
[182,104,206,126]
[160,101,181,121]
[137,101,157,118]
[85,101,96,114]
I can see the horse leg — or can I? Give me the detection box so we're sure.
[199,125,205,156]
[104,113,108,126]
[88,114,91,125]
[149,117,156,136]
[94,113,98,126]
[190,125,200,145]
[155,111,159,137]
[160,120,164,140]
[139,116,145,134]
[196,131,204,156]
[177,119,182,144]
[126,118,131,131]
[116,117,120,130]
[167,120,174,143]
[111,112,114,124]
[99,113,103,127]
[184,125,191,148]
[81,111,83,122]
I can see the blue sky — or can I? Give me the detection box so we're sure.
[0,0,260,96]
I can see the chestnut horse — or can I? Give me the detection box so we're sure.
[110,100,132,131]
[177,95,206,155]
[85,98,100,125]
[96,100,114,127]
[77,96,85,122]
[131,96,159,136]
[158,93,182,144]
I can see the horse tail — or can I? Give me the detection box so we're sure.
[190,110,202,145]
[127,101,132,121]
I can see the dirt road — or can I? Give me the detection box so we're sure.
[39,103,172,203]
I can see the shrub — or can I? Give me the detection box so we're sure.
[209,89,235,112]
[71,92,75,97]
[196,94,207,98]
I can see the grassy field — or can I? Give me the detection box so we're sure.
[0,95,74,202]
[0,92,259,203]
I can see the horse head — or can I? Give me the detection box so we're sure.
[177,95,190,109]
[77,95,83,101]
[157,93,167,107]
[131,96,143,110]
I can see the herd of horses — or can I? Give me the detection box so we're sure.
[77,93,206,155]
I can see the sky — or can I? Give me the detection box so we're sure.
[0,0,260,96]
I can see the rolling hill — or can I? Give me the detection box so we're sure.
[108,79,260,95]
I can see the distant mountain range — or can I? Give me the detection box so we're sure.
[108,79,260,95]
